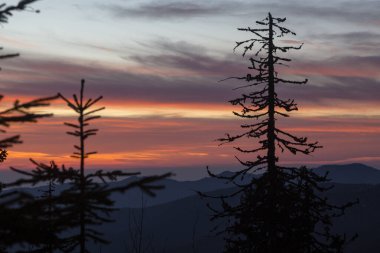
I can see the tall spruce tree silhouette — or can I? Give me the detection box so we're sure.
[202,13,355,253]
[9,79,171,253]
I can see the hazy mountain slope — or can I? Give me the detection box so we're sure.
[6,171,242,208]
[6,163,380,209]
[314,163,380,184]
[92,188,230,253]
[87,183,380,253]
[6,164,380,252]
[108,175,236,208]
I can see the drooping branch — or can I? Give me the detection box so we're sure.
[0,94,59,148]
[0,0,40,24]
[0,0,40,70]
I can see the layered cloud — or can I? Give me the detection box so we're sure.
[102,0,380,27]
[104,2,228,20]
[1,39,379,118]
[0,0,378,174]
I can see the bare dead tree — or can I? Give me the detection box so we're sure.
[201,13,356,253]
[127,193,146,253]
[191,208,200,253]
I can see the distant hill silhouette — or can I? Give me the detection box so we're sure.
[6,173,236,208]
[4,163,380,252]
[5,163,380,209]
[108,175,235,208]
[314,163,380,184]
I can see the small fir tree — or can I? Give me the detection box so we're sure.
[8,80,171,253]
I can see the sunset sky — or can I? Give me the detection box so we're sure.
[0,0,379,179]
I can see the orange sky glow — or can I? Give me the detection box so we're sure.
[0,1,379,180]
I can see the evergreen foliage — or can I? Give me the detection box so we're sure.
[0,1,58,251]
[7,80,171,253]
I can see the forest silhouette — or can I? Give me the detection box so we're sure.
[0,1,375,253]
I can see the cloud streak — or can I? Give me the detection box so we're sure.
[2,48,380,111]
[101,0,380,28]
[127,39,244,77]
[103,1,230,20]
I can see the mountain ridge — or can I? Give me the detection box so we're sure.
[3,163,379,208]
